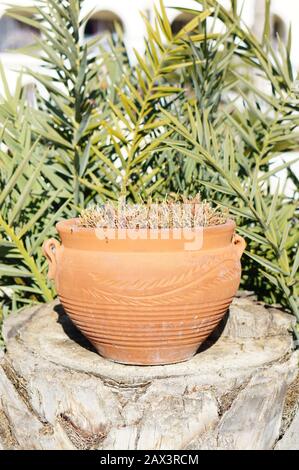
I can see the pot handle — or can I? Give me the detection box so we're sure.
[43,238,61,280]
[233,234,246,259]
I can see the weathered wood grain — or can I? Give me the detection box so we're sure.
[0,294,297,450]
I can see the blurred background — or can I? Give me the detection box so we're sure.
[0,0,298,194]
[1,0,299,94]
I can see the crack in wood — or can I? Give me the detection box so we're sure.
[279,373,299,439]
[0,406,19,449]
[217,377,251,417]
[1,359,51,428]
[58,413,107,450]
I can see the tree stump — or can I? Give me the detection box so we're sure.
[0,293,298,450]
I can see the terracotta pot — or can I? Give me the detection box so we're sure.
[43,219,245,365]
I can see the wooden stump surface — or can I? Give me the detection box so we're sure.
[0,292,298,450]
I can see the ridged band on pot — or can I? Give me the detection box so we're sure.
[43,219,245,365]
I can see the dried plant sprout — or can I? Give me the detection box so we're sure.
[79,195,229,229]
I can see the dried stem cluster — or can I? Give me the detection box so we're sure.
[79,195,229,229]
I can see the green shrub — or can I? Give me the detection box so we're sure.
[0,0,298,340]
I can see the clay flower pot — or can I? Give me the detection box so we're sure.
[43,219,245,365]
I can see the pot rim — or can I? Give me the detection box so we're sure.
[56,218,236,235]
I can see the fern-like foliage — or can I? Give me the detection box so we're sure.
[6,0,125,210]
[96,1,217,200]
[0,0,298,334]
[0,71,72,323]
[160,0,299,322]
